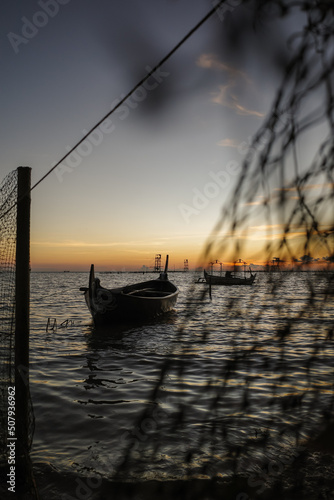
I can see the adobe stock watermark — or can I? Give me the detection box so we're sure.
[236,443,306,499]
[7,0,71,55]
[59,396,172,500]
[54,65,169,183]
[212,0,243,22]
[178,161,241,224]
[61,474,102,500]
[178,133,270,224]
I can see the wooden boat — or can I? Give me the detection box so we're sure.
[194,277,206,284]
[204,263,256,286]
[80,255,179,325]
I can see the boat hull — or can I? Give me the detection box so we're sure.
[81,266,179,326]
[204,269,256,286]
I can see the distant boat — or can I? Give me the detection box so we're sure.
[80,255,179,325]
[204,260,256,286]
[194,277,207,284]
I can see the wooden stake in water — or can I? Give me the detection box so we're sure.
[15,167,31,469]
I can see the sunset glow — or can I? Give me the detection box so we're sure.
[1,2,333,272]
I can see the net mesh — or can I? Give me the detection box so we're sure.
[0,170,18,463]
[114,2,334,497]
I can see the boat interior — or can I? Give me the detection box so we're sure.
[124,288,173,297]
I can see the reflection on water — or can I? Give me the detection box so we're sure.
[29,271,334,483]
[85,310,178,351]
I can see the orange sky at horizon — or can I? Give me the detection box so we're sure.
[30,227,334,271]
[1,3,333,275]
[30,238,204,271]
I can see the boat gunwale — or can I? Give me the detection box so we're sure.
[203,268,256,285]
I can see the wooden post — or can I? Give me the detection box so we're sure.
[15,167,31,468]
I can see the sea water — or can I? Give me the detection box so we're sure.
[27,271,334,496]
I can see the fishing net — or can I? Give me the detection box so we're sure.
[0,170,18,463]
[0,168,35,475]
[112,2,334,498]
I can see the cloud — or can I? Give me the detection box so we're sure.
[197,53,264,118]
[196,54,250,81]
[217,138,239,147]
[275,182,334,192]
[31,240,155,248]
[243,201,263,206]
[243,195,267,206]
[211,83,265,117]
[250,224,285,231]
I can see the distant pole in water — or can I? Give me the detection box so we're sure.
[154,254,162,272]
[15,167,31,479]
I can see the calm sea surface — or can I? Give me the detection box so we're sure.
[28,271,334,493]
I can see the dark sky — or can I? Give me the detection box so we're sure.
[1,0,320,270]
